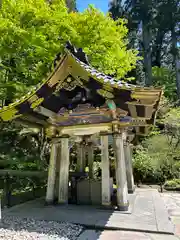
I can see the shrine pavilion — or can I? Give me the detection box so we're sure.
[0,42,162,211]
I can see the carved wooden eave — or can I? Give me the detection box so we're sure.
[0,42,162,136]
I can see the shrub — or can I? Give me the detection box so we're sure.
[133,146,156,184]
[164,179,180,188]
[133,134,180,184]
[173,162,180,178]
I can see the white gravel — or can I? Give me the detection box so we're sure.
[0,216,83,240]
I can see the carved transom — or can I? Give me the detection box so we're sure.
[55,75,83,92]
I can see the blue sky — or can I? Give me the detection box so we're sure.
[77,0,109,12]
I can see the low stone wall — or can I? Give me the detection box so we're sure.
[1,187,46,208]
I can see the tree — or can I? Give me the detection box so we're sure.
[109,0,155,86]
[109,0,124,20]
[0,0,73,105]
[109,0,140,51]
[152,0,179,98]
[0,0,139,105]
[167,0,180,99]
[66,0,77,12]
[70,6,139,79]
[109,0,179,90]
[0,0,140,179]
[152,0,179,97]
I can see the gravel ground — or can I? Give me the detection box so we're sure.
[0,216,83,240]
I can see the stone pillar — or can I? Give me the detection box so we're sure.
[124,142,135,193]
[113,132,129,211]
[46,138,59,204]
[76,142,86,172]
[58,135,70,204]
[87,142,94,178]
[100,134,111,207]
[54,144,61,199]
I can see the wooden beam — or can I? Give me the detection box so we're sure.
[0,170,47,177]
[0,170,86,178]
[60,123,112,136]
[22,114,48,126]
[14,119,43,129]
[34,106,56,118]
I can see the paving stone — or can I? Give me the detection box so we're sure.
[99,231,149,240]
[77,230,180,240]
[145,233,179,240]
[161,193,180,213]
[175,224,180,237]
[2,190,175,234]
[171,217,180,224]
[161,192,180,238]
[153,191,175,233]
[169,210,180,216]
[77,230,149,240]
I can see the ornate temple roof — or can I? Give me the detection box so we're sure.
[0,42,162,135]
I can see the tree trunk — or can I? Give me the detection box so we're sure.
[142,20,152,86]
[175,60,180,100]
[152,29,164,67]
[172,27,180,99]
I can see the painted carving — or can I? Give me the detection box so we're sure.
[0,107,22,121]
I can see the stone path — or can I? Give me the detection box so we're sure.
[77,192,180,240]
[2,189,174,234]
[161,192,180,237]
[77,230,178,240]
[3,189,179,240]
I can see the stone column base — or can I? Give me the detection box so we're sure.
[117,202,129,211]
[128,186,136,194]
[44,200,54,206]
[57,201,68,205]
[100,205,114,210]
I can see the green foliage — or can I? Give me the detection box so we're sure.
[148,126,161,137]
[109,0,179,89]
[156,96,171,120]
[162,108,180,126]
[0,0,140,187]
[0,123,48,198]
[152,66,176,101]
[0,0,72,101]
[133,147,155,183]
[133,134,180,184]
[160,107,180,148]
[164,179,180,188]
[70,6,139,80]
[0,123,48,171]
[0,0,139,103]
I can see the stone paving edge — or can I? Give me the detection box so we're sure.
[78,223,175,235]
